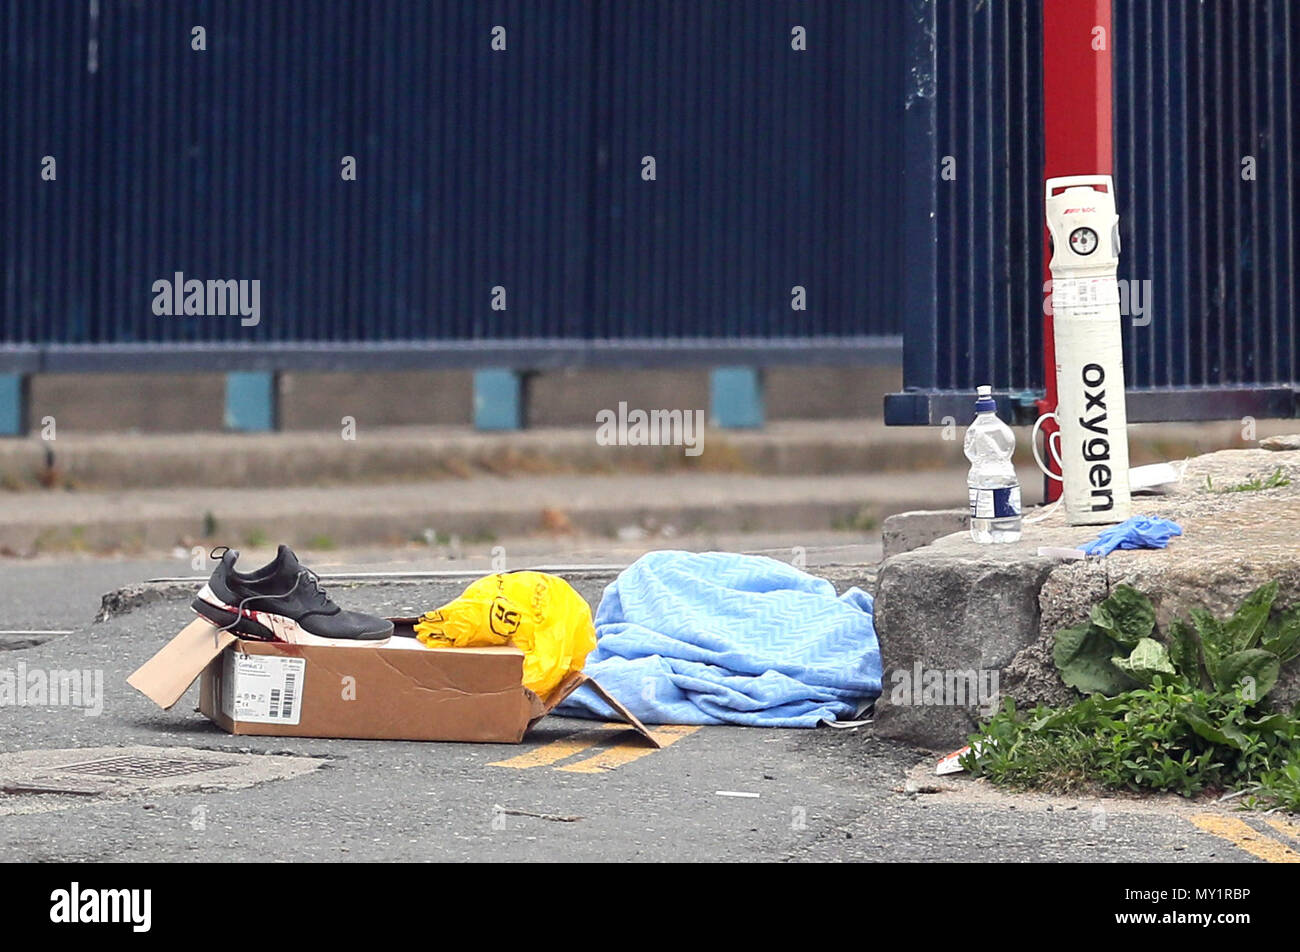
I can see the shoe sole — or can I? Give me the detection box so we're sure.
[192,585,391,647]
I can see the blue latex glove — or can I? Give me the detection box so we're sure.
[1080,516,1183,556]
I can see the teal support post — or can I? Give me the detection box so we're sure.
[710,367,764,428]
[225,372,278,431]
[474,369,524,430]
[0,375,29,437]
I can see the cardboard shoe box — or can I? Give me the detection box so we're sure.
[128,618,658,746]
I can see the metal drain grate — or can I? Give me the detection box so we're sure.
[56,755,232,779]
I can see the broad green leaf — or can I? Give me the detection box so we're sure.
[1179,708,1250,751]
[1053,623,1094,668]
[1112,638,1177,686]
[1215,649,1280,704]
[1246,712,1296,738]
[1030,700,1093,732]
[1053,624,1138,696]
[1092,694,1135,714]
[1167,620,1200,683]
[1090,585,1156,648]
[1225,581,1279,652]
[1262,608,1300,664]
[1191,608,1229,669]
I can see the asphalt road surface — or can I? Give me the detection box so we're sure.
[0,552,1292,863]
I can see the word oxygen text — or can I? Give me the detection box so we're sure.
[1078,362,1115,511]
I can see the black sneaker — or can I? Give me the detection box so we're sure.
[192,545,393,647]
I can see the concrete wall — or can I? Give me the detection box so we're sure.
[21,365,902,432]
[526,370,711,428]
[278,371,473,430]
[766,366,900,420]
[28,374,226,433]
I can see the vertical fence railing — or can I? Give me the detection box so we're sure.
[887,0,1298,424]
[1113,0,1298,418]
[1,0,904,372]
[887,0,1045,424]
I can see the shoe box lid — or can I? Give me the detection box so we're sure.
[128,618,660,746]
[127,618,239,710]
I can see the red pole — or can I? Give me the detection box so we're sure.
[1040,0,1113,501]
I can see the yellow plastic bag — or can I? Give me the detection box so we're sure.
[413,572,596,699]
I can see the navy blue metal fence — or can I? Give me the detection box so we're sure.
[887,0,1299,424]
[888,0,1045,426]
[1113,0,1298,418]
[1,0,904,373]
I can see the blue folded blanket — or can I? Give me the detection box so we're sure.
[557,550,882,727]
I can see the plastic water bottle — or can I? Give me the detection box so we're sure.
[965,386,1022,543]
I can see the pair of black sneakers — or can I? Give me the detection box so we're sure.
[192,545,392,646]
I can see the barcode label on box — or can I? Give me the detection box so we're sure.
[222,653,307,725]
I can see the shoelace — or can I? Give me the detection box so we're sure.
[300,570,335,610]
[212,569,335,638]
[211,573,300,637]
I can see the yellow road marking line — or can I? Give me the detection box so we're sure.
[489,723,624,770]
[557,724,701,774]
[1265,816,1300,843]
[1191,814,1300,863]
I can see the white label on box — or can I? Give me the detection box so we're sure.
[221,652,306,725]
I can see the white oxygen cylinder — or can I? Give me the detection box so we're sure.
[1044,175,1131,525]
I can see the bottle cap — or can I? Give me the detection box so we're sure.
[974,385,997,413]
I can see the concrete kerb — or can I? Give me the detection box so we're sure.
[4,418,1298,492]
[0,420,954,491]
[873,443,1300,750]
[881,508,969,560]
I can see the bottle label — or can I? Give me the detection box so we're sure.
[969,486,1021,519]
